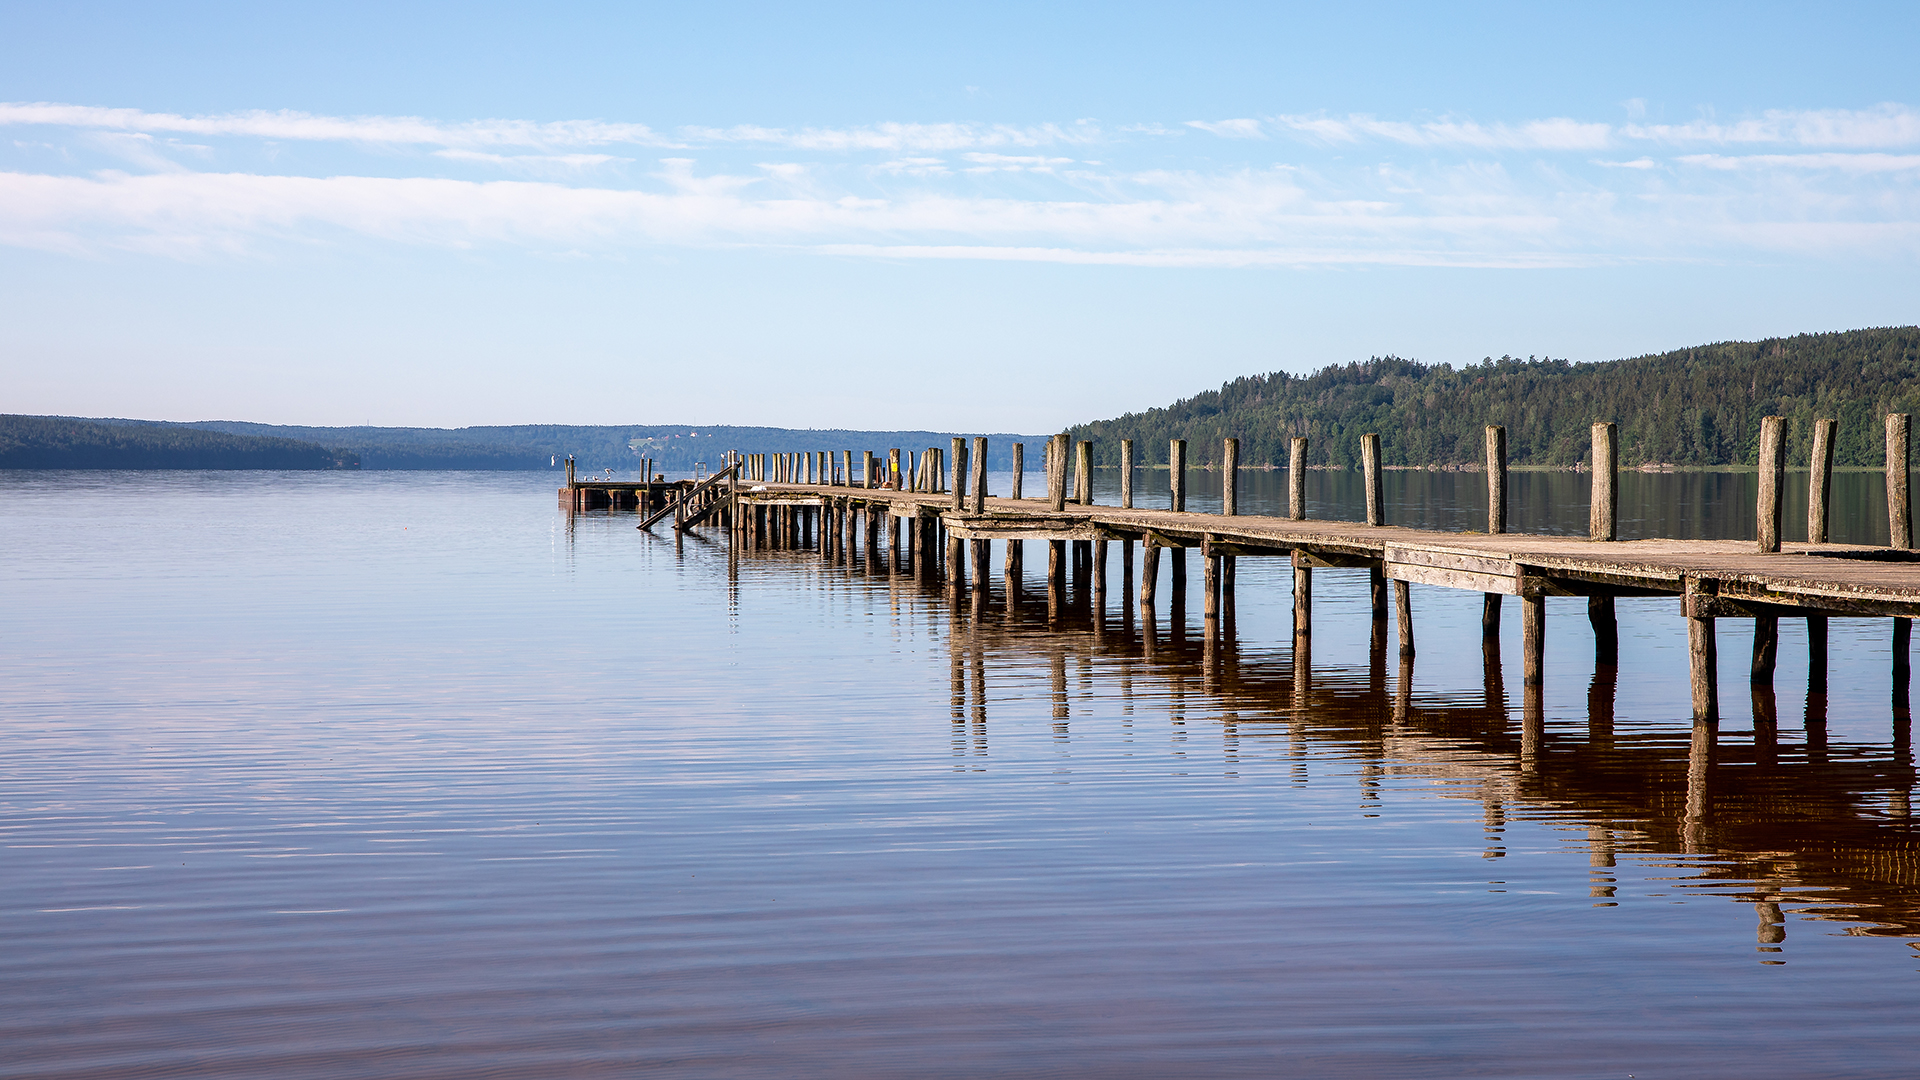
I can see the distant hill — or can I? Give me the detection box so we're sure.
[183,423,1047,471]
[1067,327,1920,469]
[4,418,1046,472]
[0,415,357,470]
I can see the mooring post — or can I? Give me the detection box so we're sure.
[1587,421,1620,667]
[887,448,900,491]
[1050,434,1070,512]
[1075,440,1093,505]
[971,437,988,513]
[1808,418,1836,543]
[1222,437,1239,517]
[1892,413,1913,693]
[1010,442,1024,499]
[1483,424,1508,641]
[1758,415,1786,553]
[1120,439,1135,509]
[1170,439,1187,511]
[1288,437,1308,520]
[950,438,967,512]
[1361,431,1387,630]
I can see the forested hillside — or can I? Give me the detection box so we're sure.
[1068,327,1920,469]
[0,415,357,470]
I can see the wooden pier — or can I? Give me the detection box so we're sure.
[655,420,1920,725]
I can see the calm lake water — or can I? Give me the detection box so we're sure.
[2,468,1916,1079]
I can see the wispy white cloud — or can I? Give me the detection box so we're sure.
[1271,113,1612,150]
[433,149,624,174]
[1623,105,1920,147]
[0,102,676,150]
[1677,151,1920,173]
[681,120,1100,151]
[1186,119,1265,139]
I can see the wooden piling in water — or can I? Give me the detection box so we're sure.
[1686,578,1719,721]
[888,448,901,490]
[1140,542,1160,606]
[1120,440,1134,509]
[1395,580,1414,659]
[1011,443,1024,499]
[1292,551,1311,645]
[1076,441,1093,506]
[1809,419,1836,543]
[1522,594,1545,687]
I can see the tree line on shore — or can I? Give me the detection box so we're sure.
[1065,327,1920,470]
[0,415,358,470]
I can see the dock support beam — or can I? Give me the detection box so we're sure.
[1522,594,1545,687]
[1292,551,1312,647]
[1687,579,1719,722]
[1395,580,1414,659]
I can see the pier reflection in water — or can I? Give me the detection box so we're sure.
[756,518,1920,951]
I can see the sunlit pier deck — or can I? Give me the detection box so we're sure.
[662,420,1920,722]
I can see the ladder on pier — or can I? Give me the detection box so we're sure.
[637,463,740,533]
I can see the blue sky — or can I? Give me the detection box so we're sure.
[3,2,1917,430]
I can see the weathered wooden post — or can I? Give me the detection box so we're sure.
[1120,440,1134,509]
[950,438,966,511]
[1590,421,1620,667]
[1169,439,1187,599]
[1140,541,1160,607]
[1170,439,1187,511]
[1203,537,1219,641]
[1361,432,1386,634]
[888,448,901,490]
[1522,592,1545,687]
[1395,580,1414,659]
[1892,413,1913,549]
[1685,577,1719,721]
[1748,415,1788,686]
[1049,434,1069,512]
[971,437,988,513]
[1075,441,1093,505]
[1758,415,1786,554]
[1292,550,1311,647]
[1288,437,1308,521]
[1808,418,1836,542]
[1891,413,1915,693]
[1222,438,1239,517]
[1010,442,1024,499]
[1484,424,1508,643]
